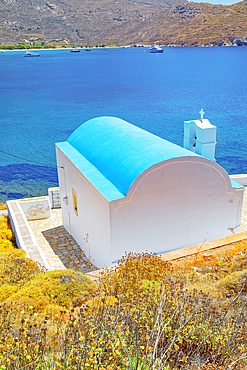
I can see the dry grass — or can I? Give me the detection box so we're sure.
[1,218,247,368]
[170,239,247,298]
[1,250,247,369]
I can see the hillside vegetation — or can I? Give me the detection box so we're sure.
[0,0,247,46]
[1,214,247,368]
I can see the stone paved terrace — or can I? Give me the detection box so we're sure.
[28,209,96,274]
[26,187,247,274]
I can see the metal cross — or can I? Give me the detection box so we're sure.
[199,109,205,121]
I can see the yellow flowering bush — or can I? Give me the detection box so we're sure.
[6,270,96,313]
[1,212,247,369]
[0,216,16,253]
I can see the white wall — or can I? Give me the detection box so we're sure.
[110,157,244,263]
[56,146,112,268]
[229,174,247,186]
[57,145,244,268]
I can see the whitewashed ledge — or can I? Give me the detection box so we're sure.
[6,199,50,270]
[229,174,247,186]
[0,210,8,217]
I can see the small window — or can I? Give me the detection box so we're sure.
[72,188,78,216]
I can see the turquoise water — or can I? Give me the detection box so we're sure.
[0,47,247,202]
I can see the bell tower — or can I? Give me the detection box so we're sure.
[183,109,217,161]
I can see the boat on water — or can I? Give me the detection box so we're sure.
[148,43,163,53]
[71,29,80,52]
[23,51,40,57]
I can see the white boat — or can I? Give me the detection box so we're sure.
[71,29,80,52]
[148,43,163,53]
[23,51,40,57]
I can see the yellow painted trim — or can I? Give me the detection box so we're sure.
[114,159,239,211]
[19,197,47,202]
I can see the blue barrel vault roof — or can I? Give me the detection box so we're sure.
[56,116,240,201]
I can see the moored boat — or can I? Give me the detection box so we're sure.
[23,51,40,57]
[148,43,163,53]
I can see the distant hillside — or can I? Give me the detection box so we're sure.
[0,0,247,46]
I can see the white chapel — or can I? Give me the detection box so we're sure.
[56,116,244,268]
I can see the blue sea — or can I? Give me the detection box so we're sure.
[0,46,247,203]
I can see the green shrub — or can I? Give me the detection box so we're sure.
[7,269,96,312]
[0,254,40,287]
[217,269,247,295]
